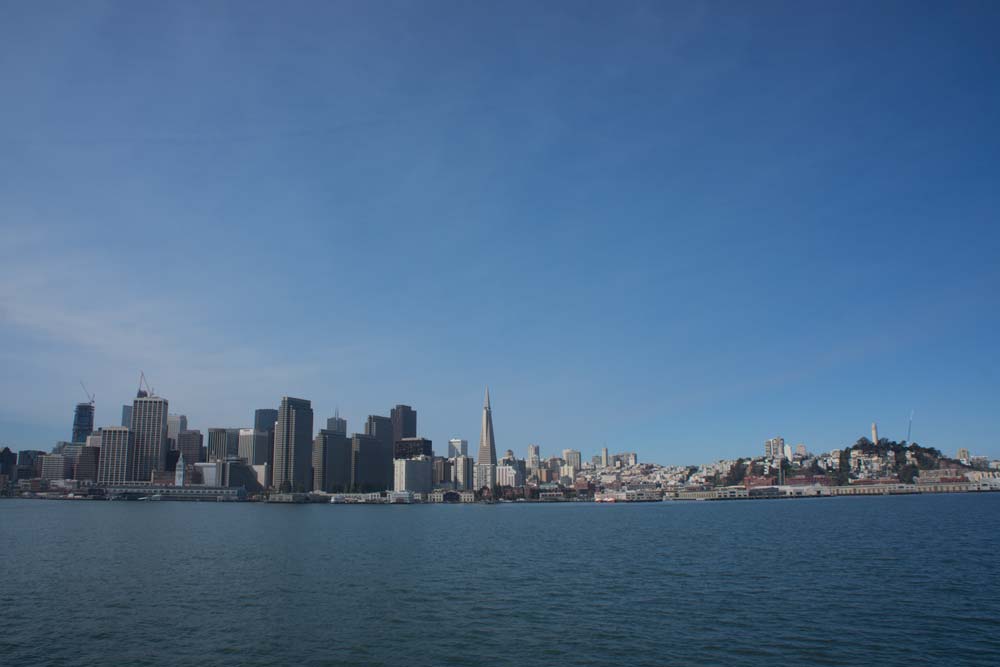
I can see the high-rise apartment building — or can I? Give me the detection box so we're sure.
[765,437,785,460]
[527,444,540,470]
[72,402,95,443]
[453,455,474,490]
[562,449,582,472]
[130,394,168,482]
[97,427,132,484]
[448,438,468,458]
[390,405,417,444]
[273,397,314,493]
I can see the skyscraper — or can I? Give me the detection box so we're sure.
[121,404,132,427]
[364,415,394,490]
[327,411,347,436]
[765,437,785,460]
[393,456,432,494]
[206,428,228,462]
[476,388,497,490]
[527,444,540,470]
[351,433,392,492]
[448,438,468,458]
[477,388,497,466]
[313,429,352,492]
[562,449,582,472]
[453,455,474,490]
[176,429,203,464]
[74,446,100,482]
[254,408,279,474]
[238,429,271,465]
[72,402,95,443]
[394,438,433,459]
[273,397,314,493]
[97,427,132,484]
[600,447,609,468]
[254,408,279,433]
[167,414,188,446]
[390,405,417,443]
[130,393,168,482]
[226,428,241,458]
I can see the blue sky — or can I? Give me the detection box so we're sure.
[1,1,998,462]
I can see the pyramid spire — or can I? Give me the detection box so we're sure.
[477,387,497,466]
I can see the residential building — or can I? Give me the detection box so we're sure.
[453,455,474,490]
[527,444,540,470]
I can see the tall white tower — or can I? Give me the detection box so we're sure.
[872,422,879,446]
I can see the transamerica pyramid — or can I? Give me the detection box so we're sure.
[476,387,497,465]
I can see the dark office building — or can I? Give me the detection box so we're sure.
[394,437,433,460]
[17,449,45,480]
[121,404,132,427]
[176,429,204,464]
[254,408,278,433]
[165,449,181,472]
[74,446,100,482]
[351,433,392,492]
[72,402,95,443]
[326,414,347,436]
[390,405,417,444]
[0,446,16,481]
[312,429,352,493]
[273,397,314,493]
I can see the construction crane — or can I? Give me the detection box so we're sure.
[137,371,154,398]
[79,380,95,405]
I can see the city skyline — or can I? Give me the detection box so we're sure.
[1,3,999,461]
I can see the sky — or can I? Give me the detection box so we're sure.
[1,1,998,463]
